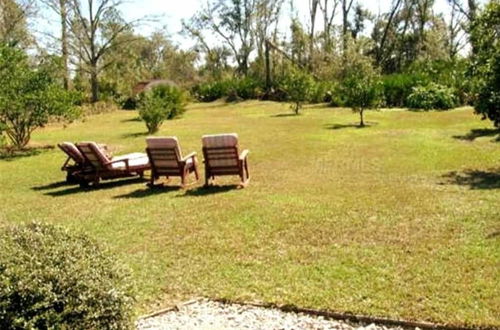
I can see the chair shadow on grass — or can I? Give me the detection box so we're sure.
[180,184,240,197]
[114,185,181,199]
[41,177,148,197]
[324,122,377,130]
[441,168,500,190]
[453,128,500,142]
[32,181,72,191]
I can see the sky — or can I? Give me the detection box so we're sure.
[35,0,457,51]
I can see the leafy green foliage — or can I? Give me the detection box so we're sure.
[0,45,81,149]
[341,57,382,127]
[138,85,186,134]
[0,222,134,329]
[281,70,315,115]
[381,73,425,107]
[407,83,457,110]
[469,0,500,127]
[192,80,231,102]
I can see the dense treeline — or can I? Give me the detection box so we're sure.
[0,0,499,148]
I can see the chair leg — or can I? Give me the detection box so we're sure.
[194,165,200,181]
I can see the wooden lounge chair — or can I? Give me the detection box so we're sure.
[202,133,250,187]
[58,142,89,183]
[76,142,150,186]
[146,137,199,187]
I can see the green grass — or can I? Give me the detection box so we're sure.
[1,101,499,327]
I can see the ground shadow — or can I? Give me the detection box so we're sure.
[324,122,377,130]
[180,184,240,197]
[121,131,149,138]
[114,185,181,198]
[32,181,72,191]
[0,146,53,161]
[43,177,148,197]
[271,113,299,118]
[121,117,142,123]
[441,168,500,190]
[453,128,500,142]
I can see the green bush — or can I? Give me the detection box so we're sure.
[407,83,457,110]
[192,80,231,102]
[138,85,186,134]
[381,73,425,107]
[310,81,337,104]
[0,222,134,329]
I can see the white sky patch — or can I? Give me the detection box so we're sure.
[33,0,477,53]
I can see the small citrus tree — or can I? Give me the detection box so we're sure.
[0,45,80,149]
[138,85,186,134]
[469,1,500,127]
[340,54,382,127]
[282,70,314,115]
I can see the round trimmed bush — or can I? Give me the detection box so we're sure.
[138,85,186,134]
[0,222,134,329]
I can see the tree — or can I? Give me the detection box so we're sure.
[183,0,256,76]
[0,45,79,149]
[67,0,143,102]
[0,0,35,47]
[341,44,381,127]
[282,70,314,115]
[469,0,500,127]
[41,0,71,89]
[138,85,186,134]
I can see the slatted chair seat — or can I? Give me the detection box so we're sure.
[202,133,250,187]
[76,142,150,186]
[58,142,92,183]
[146,137,199,187]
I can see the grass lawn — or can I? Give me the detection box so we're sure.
[0,101,499,327]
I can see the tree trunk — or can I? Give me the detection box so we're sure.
[60,0,69,90]
[90,66,99,103]
[359,109,365,127]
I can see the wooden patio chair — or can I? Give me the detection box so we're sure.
[58,142,89,183]
[76,142,150,186]
[202,133,250,187]
[146,137,199,188]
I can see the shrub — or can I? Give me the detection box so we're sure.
[310,81,337,104]
[381,73,426,107]
[138,85,186,134]
[191,80,230,102]
[281,70,315,115]
[229,77,264,101]
[406,83,457,110]
[0,222,134,329]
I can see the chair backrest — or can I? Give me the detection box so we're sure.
[76,142,111,170]
[146,137,183,173]
[58,142,85,165]
[202,133,239,168]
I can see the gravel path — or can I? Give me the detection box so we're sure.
[136,300,408,330]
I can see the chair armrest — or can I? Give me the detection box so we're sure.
[182,152,197,162]
[239,149,249,161]
[106,158,130,171]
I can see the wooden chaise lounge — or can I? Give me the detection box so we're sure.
[202,133,250,187]
[76,142,150,186]
[146,137,199,187]
[58,142,90,183]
